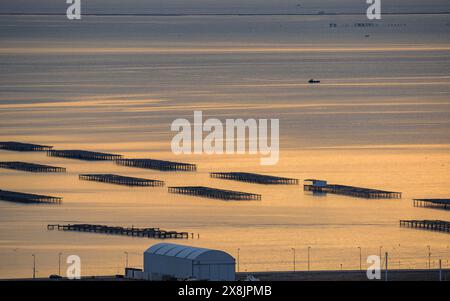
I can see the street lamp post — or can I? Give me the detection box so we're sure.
[357,247,362,271]
[291,248,296,272]
[379,246,383,268]
[32,254,36,279]
[58,252,62,276]
[124,251,129,268]
[427,246,431,269]
[307,247,311,271]
[237,248,240,273]
[385,252,389,281]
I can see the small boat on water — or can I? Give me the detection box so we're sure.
[308,79,320,84]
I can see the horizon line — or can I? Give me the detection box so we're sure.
[1,12,450,17]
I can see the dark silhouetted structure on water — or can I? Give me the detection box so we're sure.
[47,149,122,161]
[210,172,298,185]
[400,220,450,234]
[168,186,261,201]
[116,158,196,171]
[413,199,450,211]
[0,141,53,152]
[304,179,401,199]
[79,174,164,187]
[0,161,66,173]
[0,189,62,204]
[47,224,189,239]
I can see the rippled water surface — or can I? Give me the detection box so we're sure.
[1,14,450,278]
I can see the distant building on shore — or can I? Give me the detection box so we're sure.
[126,243,235,281]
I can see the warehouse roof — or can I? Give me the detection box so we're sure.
[145,243,234,261]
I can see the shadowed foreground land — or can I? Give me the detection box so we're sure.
[237,269,450,281]
[2,269,449,281]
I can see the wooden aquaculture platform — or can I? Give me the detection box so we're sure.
[168,186,261,201]
[79,174,164,187]
[304,179,401,199]
[116,158,197,171]
[210,172,299,185]
[413,199,450,211]
[0,161,66,173]
[47,224,189,239]
[400,220,450,234]
[0,141,53,152]
[47,150,122,161]
[0,189,62,204]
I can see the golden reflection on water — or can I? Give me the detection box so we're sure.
[1,14,450,278]
[1,146,450,277]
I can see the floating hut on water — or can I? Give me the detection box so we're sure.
[413,199,450,211]
[0,161,66,173]
[0,141,53,152]
[47,149,122,161]
[47,224,189,239]
[116,158,196,171]
[303,179,401,199]
[400,220,450,234]
[0,189,62,204]
[79,174,164,187]
[210,172,299,185]
[168,186,261,201]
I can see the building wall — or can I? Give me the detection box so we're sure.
[144,251,236,281]
[144,254,193,279]
[194,263,235,281]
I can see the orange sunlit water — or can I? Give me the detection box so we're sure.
[1,14,450,278]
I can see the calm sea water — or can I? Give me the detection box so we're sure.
[1,14,450,278]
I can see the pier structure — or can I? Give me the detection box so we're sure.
[47,150,122,161]
[0,161,66,173]
[47,224,189,239]
[413,199,450,211]
[210,172,299,185]
[0,141,53,152]
[168,186,261,201]
[116,158,196,171]
[0,189,62,204]
[79,174,164,187]
[304,179,401,199]
[400,220,450,234]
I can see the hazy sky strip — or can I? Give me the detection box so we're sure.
[1,0,450,14]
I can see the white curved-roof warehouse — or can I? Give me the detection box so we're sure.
[145,243,233,261]
[143,243,235,281]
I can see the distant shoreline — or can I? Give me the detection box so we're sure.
[1,12,450,17]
